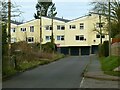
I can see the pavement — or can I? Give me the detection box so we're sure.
[80,55,120,88]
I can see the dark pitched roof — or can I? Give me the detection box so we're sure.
[43,16,71,22]
[70,14,92,21]
[11,20,23,25]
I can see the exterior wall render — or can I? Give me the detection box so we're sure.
[10,14,109,47]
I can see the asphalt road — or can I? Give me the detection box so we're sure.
[3,56,90,88]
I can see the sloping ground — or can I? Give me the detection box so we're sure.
[100,56,120,76]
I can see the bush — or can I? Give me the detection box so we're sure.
[99,41,109,57]
[115,33,120,38]
[42,42,57,53]
[3,41,64,78]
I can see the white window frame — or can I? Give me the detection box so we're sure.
[80,23,84,30]
[75,35,85,41]
[45,36,51,41]
[45,25,52,30]
[27,37,34,43]
[11,28,16,33]
[57,35,64,41]
[21,28,26,32]
[96,23,104,28]
[69,25,76,29]
[57,25,65,30]
[30,26,34,32]
[11,37,16,43]
[96,34,105,38]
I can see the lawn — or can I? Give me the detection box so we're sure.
[100,56,120,76]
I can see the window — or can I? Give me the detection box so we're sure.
[30,26,34,32]
[57,35,64,41]
[27,37,34,43]
[69,25,76,29]
[96,34,105,38]
[45,25,52,30]
[57,36,60,40]
[76,36,79,40]
[102,35,105,38]
[96,34,100,38]
[75,35,85,41]
[57,25,65,30]
[96,23,103,28]
[80,23,84,29]
[45,36,51,41]
[11,28,16,32]
[80,35,84,40]
[21,28,26,32]
[11,37,16,43]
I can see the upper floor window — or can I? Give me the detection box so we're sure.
[76,35,85,41]
[96,23,103,28]
[57,25,65,30]
[27,37,34,43]
[96,34,100,38]
[30,26,34,32]
[102,35,105,38]
[21,28,26,32]
[57,35,64,41]
[96,34,105,38]
[80,23,84,30]
[69,25,76,29]
[45,25,52,30]
[11,28,16,32]
[45,36,51,41]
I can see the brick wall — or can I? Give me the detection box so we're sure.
[111,42,120,56]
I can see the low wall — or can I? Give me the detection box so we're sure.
[111,42,120,56]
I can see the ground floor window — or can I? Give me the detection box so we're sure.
[45,36,51,41]
[27,37,34,43]
[11,37,16,43]
[75,35,85,41]
[57,35,64,41]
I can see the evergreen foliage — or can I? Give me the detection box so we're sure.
[34,0,57,18]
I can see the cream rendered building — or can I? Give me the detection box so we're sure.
[10,14,109,55]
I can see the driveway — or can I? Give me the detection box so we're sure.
[3,56,90,88]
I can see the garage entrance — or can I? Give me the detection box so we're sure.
[60,46,90,56]
[81,46,90,55]
[91,45,98,54]
[61,47,69,55]
[70,47,79,56]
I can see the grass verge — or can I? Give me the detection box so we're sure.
[100,56,120,76]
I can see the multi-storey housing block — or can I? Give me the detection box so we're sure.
[10,14,109,55]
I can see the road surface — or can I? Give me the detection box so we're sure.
[3,56,90,88]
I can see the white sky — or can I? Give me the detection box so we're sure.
[11,0,93,22]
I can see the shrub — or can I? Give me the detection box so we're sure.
[99,41,109,57]
[115,33,120,38]
[11,41,32,54]
[42,42,57,53]
[103,41,109,57]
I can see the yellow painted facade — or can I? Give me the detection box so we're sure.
[10,14,109,47]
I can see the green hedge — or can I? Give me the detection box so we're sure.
[99,41,109,57]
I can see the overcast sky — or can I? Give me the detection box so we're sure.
[11,0,93,22]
